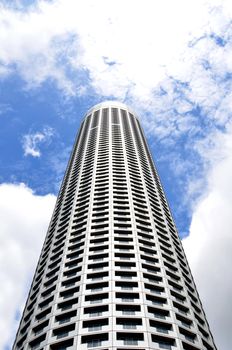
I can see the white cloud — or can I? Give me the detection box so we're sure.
[0,183,56,350]
[0,0,230,102]
[0,103,12,116]
[0,0,232,143]
[183,125,232,350]
[22,126,54,157]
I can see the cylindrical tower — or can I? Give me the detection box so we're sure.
[13,101,217,350]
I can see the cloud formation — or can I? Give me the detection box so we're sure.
[22,127,54,157]
[0,183,56,350]
[183,124,232,349]
[1,0,232,147]
[0,0,229,100]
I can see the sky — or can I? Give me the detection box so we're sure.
[0,0,232,349]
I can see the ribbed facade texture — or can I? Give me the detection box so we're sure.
[14,102,216,350]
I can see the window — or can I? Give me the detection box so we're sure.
[182,342,200,350]
[84,305,108,317]
[29,334,46,349]
[116,304,140,315]
[32,320,49,336]
[83,318,109,332]
[122,297,134,302]
[85,292,108,304]
[123,324,136,329]
[146,294,166,306]
[49,338,74,349]
[81,334,108,347]
[122,310,135,315]
[55,310,77,325]
[117,318,142,329]
[124,339,138,345]
[117,332,144,345]
[87,340,101,348]
[148,306,169,320]
[150,320,172,334]
[151,334,175,349]
[179,327,196,343]
[89,311,102,317]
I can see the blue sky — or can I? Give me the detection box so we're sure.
[0,74,192,232]
[1,1,232,349]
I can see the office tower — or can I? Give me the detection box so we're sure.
[14,101,216,350]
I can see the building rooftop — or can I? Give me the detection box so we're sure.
[86,100,137,118]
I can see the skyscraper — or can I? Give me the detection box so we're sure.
[14,101,216,350]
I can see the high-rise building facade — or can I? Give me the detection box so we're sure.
[14,101,216,350]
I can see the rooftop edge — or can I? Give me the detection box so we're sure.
[85,101,138,119]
